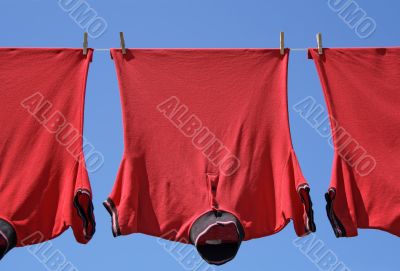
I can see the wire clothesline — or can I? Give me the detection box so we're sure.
[85,32,322,56]
[92,48,309,51]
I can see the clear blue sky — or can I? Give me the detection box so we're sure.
[1,1,399,270]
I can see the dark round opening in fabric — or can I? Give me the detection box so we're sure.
[0,219,17,260]
[189,210,244,265]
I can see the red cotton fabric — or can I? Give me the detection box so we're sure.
[105,48,315,263]
[309,48,400,237]
[0,48,95,259]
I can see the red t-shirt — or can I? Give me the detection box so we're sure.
[105,49,315,263]
[0,48,95,259]
[309,48,400,237]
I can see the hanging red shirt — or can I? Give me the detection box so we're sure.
[105,49,315,264]
[309,48,400,237]
[0,48,95,259]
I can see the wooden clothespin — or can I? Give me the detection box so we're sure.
[316,32,323,55]
[280,32,285,55]
[120,32,126,55]
[83,32,88,56]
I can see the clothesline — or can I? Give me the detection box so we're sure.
[87,32,321,54]
[291,48,308,51]
[92,48,309,51]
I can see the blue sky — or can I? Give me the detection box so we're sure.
[0,0,399,270]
